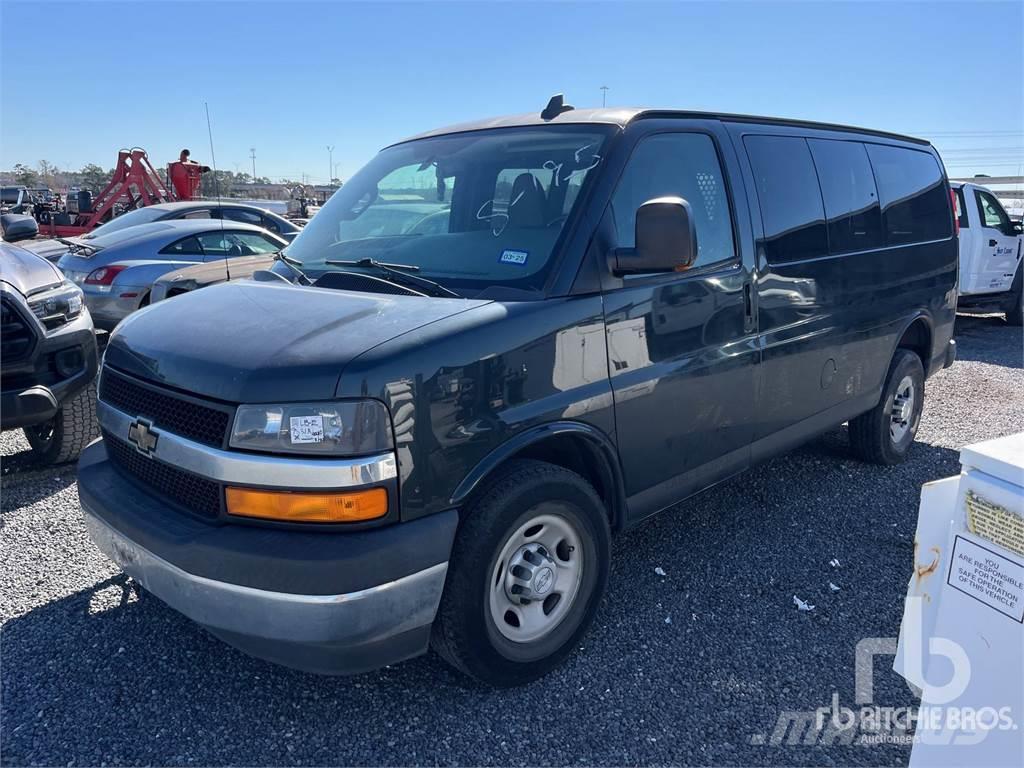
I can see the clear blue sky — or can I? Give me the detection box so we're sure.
[2,0,1021,183]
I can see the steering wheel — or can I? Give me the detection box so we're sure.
[546,213,569,228]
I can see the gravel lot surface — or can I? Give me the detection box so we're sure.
[2,315,1021,767]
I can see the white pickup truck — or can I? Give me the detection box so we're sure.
[952,181,1023,324]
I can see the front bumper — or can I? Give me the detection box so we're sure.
[81,287,144,332]
[78,440,458,674]
[0,311,97,430]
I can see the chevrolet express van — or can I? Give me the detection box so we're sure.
[79,100,958,686]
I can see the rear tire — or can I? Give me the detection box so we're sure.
[23,383,98,465]
[431,459,610,687]
[849,349,924,465]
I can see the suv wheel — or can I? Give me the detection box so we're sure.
[23,383,98,465]
[431,459,610,687]
[848,349,924,465]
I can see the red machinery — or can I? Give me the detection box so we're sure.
[39,148,199,237]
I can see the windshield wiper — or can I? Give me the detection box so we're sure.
[274,252,312,285]
[325,257,460,298]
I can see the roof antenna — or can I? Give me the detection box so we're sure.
[204,102,230,282]
[541,93,574,121]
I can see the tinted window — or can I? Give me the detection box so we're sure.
[221,209,263,226]
[954,187,969,229]
[611,133,735,269]
[182,210,211,220]
[744,136,827,263]
[808,139,882,254]
[975,190,1012,234]
[161,235,203,256]
[864,144,950,245]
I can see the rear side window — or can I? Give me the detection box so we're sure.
[864,144,950,245]
[807,139,882,254]
[744,135,827,263]
[221,209,263,226]
[160,235,203,255]
[611,132,735,269]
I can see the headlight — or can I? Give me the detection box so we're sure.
[28,281,84,328]
[230,400,393,456]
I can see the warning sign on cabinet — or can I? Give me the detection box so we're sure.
[947,535,1024,622]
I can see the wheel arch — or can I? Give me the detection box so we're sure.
[893,313,933,374]
[450,421,626,531]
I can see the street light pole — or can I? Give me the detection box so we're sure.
[249,147,256,182]
[327,145,335,186]
[600,85,609,107]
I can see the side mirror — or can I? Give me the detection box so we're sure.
[611,197,697,275]
[1011,221,1023,236]
[0,214,39,243]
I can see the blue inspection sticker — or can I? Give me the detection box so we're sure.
[499,249,529,266]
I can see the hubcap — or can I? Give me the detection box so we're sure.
[890,375,915,443]
[489,513,583,643]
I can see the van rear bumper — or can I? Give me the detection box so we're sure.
[78,440,458,674]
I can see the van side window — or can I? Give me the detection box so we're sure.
[611,133,735,269]
[975,190,1012,234]
[744,135,827,263]
[864,144,950,245]
[807,139,882,254]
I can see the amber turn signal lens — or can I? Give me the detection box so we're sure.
[225,487,388,523]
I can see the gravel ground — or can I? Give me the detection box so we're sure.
[2,314,1021,767]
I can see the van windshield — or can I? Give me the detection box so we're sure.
[283,126,612,294]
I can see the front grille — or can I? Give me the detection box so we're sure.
[99,367,231,448]
[104,430,222,519]
[1,298,36,363]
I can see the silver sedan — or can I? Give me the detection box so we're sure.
[56,219,286,331]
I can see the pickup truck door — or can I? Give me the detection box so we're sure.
[967,187,1020,295]
[599,125,758,522]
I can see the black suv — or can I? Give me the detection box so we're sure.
[78,101,957,686]
[2,239,99,463]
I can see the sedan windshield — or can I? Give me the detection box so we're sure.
[283,126,612,294]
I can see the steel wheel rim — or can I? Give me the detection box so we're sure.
[890,375,915,443]
[488,512,584,643]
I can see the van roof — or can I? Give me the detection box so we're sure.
[393,107,931,148]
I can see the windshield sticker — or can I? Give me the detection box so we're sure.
[289,415,325,444]
[499,249,529,266]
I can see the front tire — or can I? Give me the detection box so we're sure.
[23,383,98,465]
[848,349,924,465]
[431,459,611,687]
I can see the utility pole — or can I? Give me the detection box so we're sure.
[249,147,256,182]
[600,85,609,107]
[327,145,335,186]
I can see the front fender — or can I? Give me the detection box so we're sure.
[450,420,626,529]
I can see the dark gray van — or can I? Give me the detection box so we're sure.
[78,100,957,686]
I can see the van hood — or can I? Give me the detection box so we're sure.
[105,280,490,403]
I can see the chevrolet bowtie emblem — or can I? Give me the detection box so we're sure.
[127,418,159,456]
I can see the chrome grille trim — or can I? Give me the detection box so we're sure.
[97,399,398,489]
